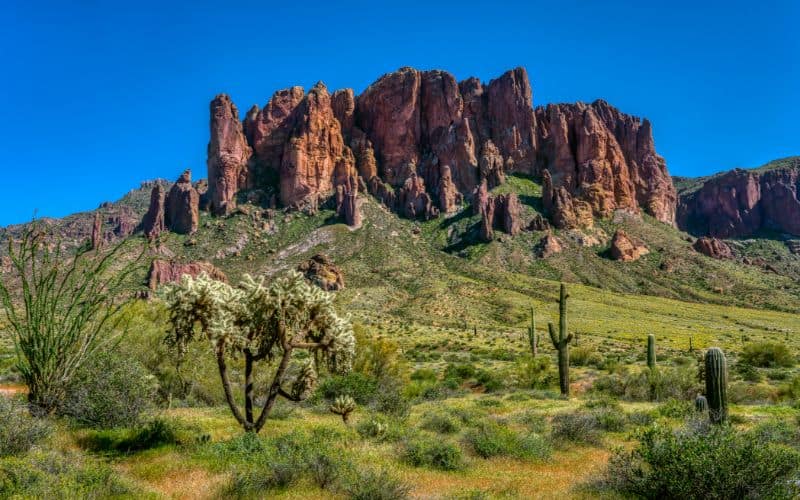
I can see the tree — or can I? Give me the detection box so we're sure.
[0,223,144,415]
[161,270,355,433]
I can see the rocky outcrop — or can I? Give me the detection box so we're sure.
[147,259,227,291]
[677,159,800,238]
[536,100,676,225]
[207,94,252,215]
[528,213,550,231]
[141,184,165,239]
[205,67,676,234]
[164,170,200,234]
[476,192,522,241]
[536,233,562,257]
[609,229,649,261]
[692,237,733,259]
[297,254,344,291]
[335,164,362,228]
[91,212,102,250]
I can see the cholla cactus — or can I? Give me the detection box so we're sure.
[329,395,356,425]
[161,270,355,433]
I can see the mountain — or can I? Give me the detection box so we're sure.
[676,156,800,238]
[3,66,800,318]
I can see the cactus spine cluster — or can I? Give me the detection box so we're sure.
[329,395,356,425]
[647,334,656,369]
[548,283,573,397]
[526,306,538,357]
[704,347,728,424]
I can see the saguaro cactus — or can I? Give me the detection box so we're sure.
[526,306,538,357]
[704,347,728,424]
[549,283,573,397]
[694,394,708,413]
[647,334,656,369]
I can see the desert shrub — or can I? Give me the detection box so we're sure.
[768,368,790,381]
[352,324,408,383]
[627,410,655,427]
[741,341,794,368]
[551,411,603,445]
[657,398,694,419]
[600,423,800,498]
[443,363,477,381]
[0,450,136,498]
[0,397,51,456]
[736,361,763,382]
[316,372,378,405]
[60,351,156,429]
[728,381,779,404]
[751,419,800,449]
[514,410,547,433]
[342,468,410,500]
[582,395,622,411]
[571,346,603,368]
[421,412,461,434]
[403,436,464,470]
[475,369,503,392]
[779,374,800,401]
[357,414,406,442]
[372,378,411,417]
[448,406,487,426]
[410,368,437,382]
[514,356,556,389]
[592,408,627,432]
[593,365,700,402]
[78,417,193,454]
[465,421,550,460]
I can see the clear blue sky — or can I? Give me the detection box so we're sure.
[1,1,797,226]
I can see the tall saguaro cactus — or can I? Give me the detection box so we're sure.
[704,347,728,424]
[549,283,573,397]
[647,334,656,369]
[526,306,538,357]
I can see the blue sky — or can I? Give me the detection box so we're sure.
[1,0,797,226]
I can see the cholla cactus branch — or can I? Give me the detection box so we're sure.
[329,395,356,424]
[161,270,355,433]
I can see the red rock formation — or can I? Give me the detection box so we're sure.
[479,196,495,242]
[479,140,504,188]
[678,160,800,238]
[476,192,521,241]
[609,229,649,261]
[692,237,733,259]
[164,169,200,234]
[536,233,562,257]
[542,169,593,229]
[437,165,463,214]
[398,171,437,219]
[207,94,252,215]
[485,67,537,173]
[297,254,344,291]
[536,100,675,225]
[147,259,227,291]
[528,213,550,231]
[473,179,489,216]
[90,212,102,250]
[279,82,355,207]
[335,164,362,228]
[141,184,165,239]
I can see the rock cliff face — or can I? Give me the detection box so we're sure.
[536,100,675,228]
[164,170,200,234]
[609,229,649,261]
[205,67,676,230]
[147,260,227,291]
[677,159,800,238]
[141,184,165,239]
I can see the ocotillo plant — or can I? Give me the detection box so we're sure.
[647,334,656,369]
[695,394,708,413]
[526,306,538,357]
[548,283,573,397]
[704,347,728,424]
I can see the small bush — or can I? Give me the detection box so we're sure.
[593,365,700,402]
[515,410,547,433]
[657,398,694,419]
[357,414,405,442]
[410,368,437,382]
[465,421,550,460]
[551,411,603,445]
[78,417,190,454]
[475,369,503,392]
[736,362,763,382]
[403,437,464,470]
[627,410,655,427]
[0,397,51,457]
[741,341,794,368]
[728,381,779,404]
[342,468,411,500]
[421,413,461,434]
[600,424,800,498]
[593,408,627,432]
[514,356,556,390]
[60,351,156,429]
[571,346,603,368]
[316,373,378,405]
[444,363,477,381]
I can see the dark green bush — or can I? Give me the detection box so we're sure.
[78,417,191,454]
[60,351,156,429]
[601,423,800,498]
[420,412,461,434]
[592,408,627,432]
[0,397,51,457]
[593,365,700,402]
[316,373,379,405]
[657,398,694,419]
[465,421,550,460]
[514,356,556,390]
[357,414,406,442]
[403,436,464,470]
[741,341,795,368]
[736,362,763,382]
[571,346,603,368]
[444,363,477,381]
[475,369,503,392]
[410,368,437,382]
